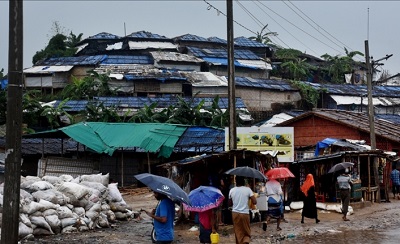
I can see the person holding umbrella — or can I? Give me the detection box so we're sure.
[337,168,352,221]
[229,176,257,244]
[135,173,191,243]
[183,186,225,244]
[300,174,320,224]
[143,191,175,244]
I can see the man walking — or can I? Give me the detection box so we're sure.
[390,166,400,200]
[229,176,257,244]
[337,169,352,221]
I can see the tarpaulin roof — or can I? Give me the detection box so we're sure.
[314,138,368,156]
[24,122,188,158]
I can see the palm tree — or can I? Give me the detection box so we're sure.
[249,24,277,44]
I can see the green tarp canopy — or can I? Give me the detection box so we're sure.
[24,122,188,158]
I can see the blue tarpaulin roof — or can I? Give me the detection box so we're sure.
[315,138,339,156]
[54,97,247,112]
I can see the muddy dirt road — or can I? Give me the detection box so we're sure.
[23,189,400,244]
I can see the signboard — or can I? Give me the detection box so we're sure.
[225,127,294,162]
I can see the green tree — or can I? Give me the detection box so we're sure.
[321,48,364,83]
[61,71,115,100]
[249,24,277,44]
[83,102,121,122]
[40,98,73,129]
[281,58,310,81]
[22,90,44,128]
[130,102,163,123]
[32,22,83,64]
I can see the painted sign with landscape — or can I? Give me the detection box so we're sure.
[225,127,294,162]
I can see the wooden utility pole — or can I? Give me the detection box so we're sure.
[1,0,23,243]
[227,0,237,151]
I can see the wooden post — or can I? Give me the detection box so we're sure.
[1,1,23,242]
[147,152,151,174]
[121,149,124,187]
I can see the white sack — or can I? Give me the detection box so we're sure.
[42,175,62,186]
[56,206,74,219]
[107,183,124,203]
[30,216,53,233]
[80,173,109,186]
[18,222,33,239]
[45,214,61,234]
[28,181,54,192]
[21,201,45,215]
[57,182,90,200]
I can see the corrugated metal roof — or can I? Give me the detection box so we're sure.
[202,57,256,69]
[184,72,228,87]
[24,66,73,74]
[174,126,225,152]
[187,46,260,60]
[36,55,107,66]
[207,37,227,44]
[330,95,400,106]
[306,82,400,98]
[150,51,204,63]
[376,114,400,125]
[101,55,153,65]
[127,31,170,40]
[173,34,209,42]
[124,68,186,81]
[0,138,85,155]
[237,59,272,70]
[235,77,298,91]
[278,109,400,143]
[234,36,268,48]
[86,32,121,40]
[54,97,247,112]
[128,41,177,50]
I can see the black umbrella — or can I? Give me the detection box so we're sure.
[328,162,354,174]
[225,166,267,180]
[134,173,191,205]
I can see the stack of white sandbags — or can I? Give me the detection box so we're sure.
[0,173,132,241]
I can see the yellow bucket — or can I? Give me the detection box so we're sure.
[210,232,219,244]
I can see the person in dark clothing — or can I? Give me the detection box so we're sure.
[300,174,320,224]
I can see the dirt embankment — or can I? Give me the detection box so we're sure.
[23,188,400,244]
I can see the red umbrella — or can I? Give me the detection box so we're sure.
[265,167,295,179]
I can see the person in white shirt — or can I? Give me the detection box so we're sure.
[229,176,257,244]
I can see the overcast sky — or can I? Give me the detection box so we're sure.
[1,1,399,76]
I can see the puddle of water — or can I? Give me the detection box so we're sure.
[291,229,400,243]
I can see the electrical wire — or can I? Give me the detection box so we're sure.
[235,0,283,46]
[255,0,343,55]
[202,0,258,36]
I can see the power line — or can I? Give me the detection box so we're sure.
[235,0,283,46]
[286,1,351,54]
[252,0,315,52]
[202,0,257,36]
[255,0,343,55]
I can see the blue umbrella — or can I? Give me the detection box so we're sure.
[183,186,225,212]
[134,173,191,205]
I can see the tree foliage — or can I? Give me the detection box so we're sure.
[321,48,364,83]
[32,22,83,65]
[249,24,277,44]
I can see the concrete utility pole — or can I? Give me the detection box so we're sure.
[364,41,392,203]
[1,0,23,243]
[227,0,237,150]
